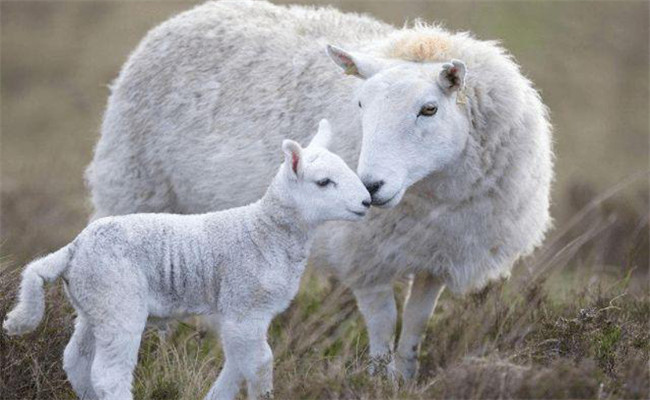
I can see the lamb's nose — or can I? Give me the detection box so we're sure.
[362,199,371,208]
[364,180,384,196]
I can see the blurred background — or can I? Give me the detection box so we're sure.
[1,1,648,399]
[2,0,647,268]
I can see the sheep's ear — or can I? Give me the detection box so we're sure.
[282,139,303,178]
[308,119,333,150]
[326,44,386,79]
[438,60,466,93]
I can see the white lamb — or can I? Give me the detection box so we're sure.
[3,120,370,400]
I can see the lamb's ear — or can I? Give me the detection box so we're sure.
[438,60,466,93]
[308,119,333,149]
[326,44,386,79]
[282,139,303,178]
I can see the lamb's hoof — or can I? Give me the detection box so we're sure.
[394,352,419,381]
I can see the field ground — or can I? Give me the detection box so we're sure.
[2,232,648,399]
[1,1,648,399]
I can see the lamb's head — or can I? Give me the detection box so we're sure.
[280,119,371,224]
[327,45,471,208]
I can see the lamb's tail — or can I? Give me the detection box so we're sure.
[3,244,72,336]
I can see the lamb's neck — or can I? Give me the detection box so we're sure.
[257,175,314,248]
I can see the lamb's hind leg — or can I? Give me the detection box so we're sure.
[394,273,445,380]
[90,317,146,400]
[353,284,398,378]
[64,315,97,399]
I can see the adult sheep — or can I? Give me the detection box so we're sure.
[86,0,553,379]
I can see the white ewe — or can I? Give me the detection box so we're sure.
[85,0,553,379]
[4,120,370,400]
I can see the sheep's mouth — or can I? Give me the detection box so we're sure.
[372,193,397,207]
[348,209,367,217]
[371,188,405,209]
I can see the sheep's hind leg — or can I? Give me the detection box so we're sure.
[63,315,97,399]
[353,284,398,379]
[394,273,445,380]
[90,319,146,400]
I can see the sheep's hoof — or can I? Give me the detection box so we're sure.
[368,354,399,382]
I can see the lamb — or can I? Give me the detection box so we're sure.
[85,0,553,379]
[4,120,371,400]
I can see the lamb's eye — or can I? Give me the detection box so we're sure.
[358,101,362,108]
[419,103,438,117]
[315,178,333,187]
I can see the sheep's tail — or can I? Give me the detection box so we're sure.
[3,244,73,336]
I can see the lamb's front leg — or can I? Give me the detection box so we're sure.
[353,284,397,378]
[243,338,273,399]
[206,318,273,400]
[394,273,445,380]
[206,357,243,400]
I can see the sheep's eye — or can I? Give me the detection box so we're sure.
[315,178,333,187]
[358,101,362,108]
[419,103,438,117]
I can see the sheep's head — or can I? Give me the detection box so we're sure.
[281,119,371,224]
[327,45,471,208]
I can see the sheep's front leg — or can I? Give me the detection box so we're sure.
[353,284,397,377]
[206,318,273,400]
[394,273,445,380]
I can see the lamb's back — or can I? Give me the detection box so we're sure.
[68,206,274,317]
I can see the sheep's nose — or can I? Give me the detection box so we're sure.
[362,199,371,208]
[364,180,384,196]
